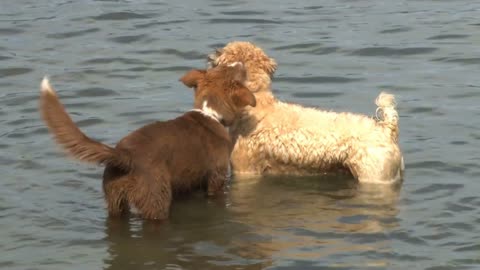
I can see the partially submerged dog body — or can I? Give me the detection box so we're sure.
[208,41,404,184]
[39,63,256,220]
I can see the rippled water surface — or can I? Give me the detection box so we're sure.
[1,1,480,269]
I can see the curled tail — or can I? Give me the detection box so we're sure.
[375,92,399,142]
[39,77,131,170]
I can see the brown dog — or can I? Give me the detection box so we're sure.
[208,41,404,184]
[39,63,256,220]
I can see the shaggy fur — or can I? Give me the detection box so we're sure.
[207,41,404,183]
[39,63,256,220]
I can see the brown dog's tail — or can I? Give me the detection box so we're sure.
[40,77,131,170]
[375,92,399,142]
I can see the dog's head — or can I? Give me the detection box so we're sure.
[207,41,277,93]
[180,62,256,126]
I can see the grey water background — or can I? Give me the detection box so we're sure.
[1,0,480,269]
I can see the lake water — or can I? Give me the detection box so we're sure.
[1,0,480,269]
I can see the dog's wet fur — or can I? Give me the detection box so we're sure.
[39,63,256,220]
[208,41,404,184]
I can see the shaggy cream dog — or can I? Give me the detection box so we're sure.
[207,41,404,183]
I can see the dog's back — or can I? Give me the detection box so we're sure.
[111,111,231,192]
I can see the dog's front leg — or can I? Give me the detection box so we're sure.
[207,168,227,196]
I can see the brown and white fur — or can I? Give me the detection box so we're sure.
[39,63,256,220]
[208,41,404,184]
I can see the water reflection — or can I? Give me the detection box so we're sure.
[228,176,401,268]
[103,176,401,269]
[103,193,271,270]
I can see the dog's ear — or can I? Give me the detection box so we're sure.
[232,86,256,108]
[264,57,277,75]
[228,62,247,83]
[228,63,255,108]
[207,48,223,68]
[180,69,206,88]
